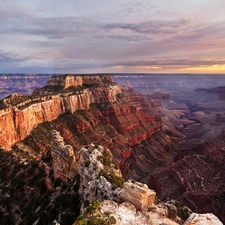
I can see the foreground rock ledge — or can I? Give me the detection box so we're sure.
[120,180,156,213]
[183,213,223,225]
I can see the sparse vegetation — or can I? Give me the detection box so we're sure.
[77,201,116,225]
[62,85,86,93]
[97,155,111,167]
[99,169,125,190]
[173,201,191,221]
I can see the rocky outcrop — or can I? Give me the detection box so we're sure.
[51,130,77,181]
[100,201,152,225]
[77,144,123,210]
[120,180,156,212]
[33,74,114,95]
[76,199,222,225]
[75,145,195,225]
[184,213,223,225]
[0,75,177,188]
[0,75,121,150]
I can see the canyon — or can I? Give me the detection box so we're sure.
[0,74,51,100]
[0,74,225,224]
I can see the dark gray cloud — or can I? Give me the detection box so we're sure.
[100,19,189,35]
[0,50,30,62]
[93,34,151,42]
[0,14,96,39]
[0,6,190,40]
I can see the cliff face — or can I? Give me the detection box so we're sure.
[0,75,121,150]
[77,144,123,211]
[33,74,114,95]
[0,75,177,182]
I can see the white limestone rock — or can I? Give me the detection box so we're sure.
[184,213,223,225]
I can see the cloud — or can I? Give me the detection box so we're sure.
[0,5,190,41]
[0,15,97,39]
[34,58,225,72]
[0,1,225,73]
[100,19,189,35]
[119,2,156,15]
[0,50,30,62]
[106,58,225,68]
[93,34,151,42]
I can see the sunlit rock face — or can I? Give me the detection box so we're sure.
[184,213,223,225]
[76,199,193,225]
[33,74,114,95]
[0,75,176,181]
[0,75,121,150]
[120,180,156,213]
[100,201,152,225]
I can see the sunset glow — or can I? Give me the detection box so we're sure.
[0,0,225,74]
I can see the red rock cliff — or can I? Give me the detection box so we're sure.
[0,75,120,150]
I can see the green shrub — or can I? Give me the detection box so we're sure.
[97,155,111,167]
[99,169,125,190]
[108,216,116,224]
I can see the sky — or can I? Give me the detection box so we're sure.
[0,0,225,74]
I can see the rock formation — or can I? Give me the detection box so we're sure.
[0,75,177,183]
[1,74,224,224]
[76,200,182,225]
[33,74,114,95]
[74,146,185,225]
[0,75,121,150]
[51,130,77,181]
[183,213,223,225]
[77,144,123,211]
[120,180,156,212]
[148,129,225,224]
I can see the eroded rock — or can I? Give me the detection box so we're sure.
[120,180,156,212]
[51,130,77,181]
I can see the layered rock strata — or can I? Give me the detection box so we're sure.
[120,180,156,212]
[33,74,114,95]
[0,75,120,150]
[148,129,225,223]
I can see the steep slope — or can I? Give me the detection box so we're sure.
[0,75,180,178]
[148,129,225,223]
[17,87,178,177]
